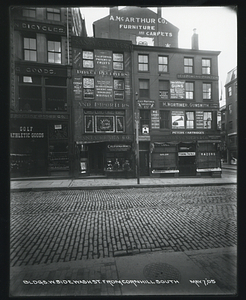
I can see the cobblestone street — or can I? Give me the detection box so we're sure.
[10,185,237,267]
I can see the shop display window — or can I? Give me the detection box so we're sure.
[197,143,219,168]
[19,85,42,111]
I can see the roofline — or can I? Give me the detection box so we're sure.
[133,44,221,55]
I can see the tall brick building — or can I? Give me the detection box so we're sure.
[10,7,86,177]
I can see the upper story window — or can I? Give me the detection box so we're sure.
[160,110,170,129]
[48,40,61,64]
[186,112,195,129]
[139,79,149,98]
[22,8,36,18]
[228,104,232,114]
[23,36,37,61]
[47,8,61,21]
[203,83,212,100]
[138,54,149,72]
[202,59,211,74]
[159,80,169,100]
[83,77,94,99]
[114,79,124,100]
[228,86,232,97]
[158,56,168,72]
[184,57,193,74]
[45,77,67,111]
[203,112,212,129]
[140,110,150,130]
[83,51,94,68]
[113,53,124,70]
[185,82,194,99]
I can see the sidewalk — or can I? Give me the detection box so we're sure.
[10,246,237,296]
[10,166,237,191]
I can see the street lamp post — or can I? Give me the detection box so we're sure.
[135,93,140,184]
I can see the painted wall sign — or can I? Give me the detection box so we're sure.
[79,101,130,109]
[196,111,204,129]
[15,64,67,77]
[96,116,114,132]
[177,74,219,81]
[77,135,133,142]
[14,20,66,35]
[10,126,44,138]
[199,152,216,156]
[178,152,196,156]
[72,37,132,51]
[73,76,82,99]
[170,81,185,99]
[172,111,184,129]
[160,102,218,108]
[10,113,68,120]
[172,131,205,134]
[151,110,160,129]
[107,144,131,151]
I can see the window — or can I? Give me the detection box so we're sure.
[228,104,232,114]
[114,79,124,100]
[139,79,149,98]
[83,78,94,99]
[158,56,168,72]
[228,121,233,130]
[202,59,211,74]
[45,77,67,111]
[203,83,212,100]
[138,54,149,71]
[203,112,212,129]
[22,8,36,18]
[185,82,194,99]
[184,57,193,73]
[140,110,150,131]
[18,75,42,111]
[48,40,61,64]
[159,80,169,99]
[186,112,195,129]
[113,53,123,70]
[24,37,37,61]
[84,110,125,133]
[83,51,94,68]
[160,110,170,129]
[228,86,232,97]
[47,8,61,21]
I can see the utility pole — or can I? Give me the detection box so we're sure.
[135,93,140,184]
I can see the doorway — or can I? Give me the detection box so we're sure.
[179,155,196,176]
[140,151,149,176]
[88,143,104,175]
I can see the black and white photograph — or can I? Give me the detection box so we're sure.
[9,5,237,297]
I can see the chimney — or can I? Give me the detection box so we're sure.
[110,6,118,16]
[157,7,162,19]
[191,28,199,50]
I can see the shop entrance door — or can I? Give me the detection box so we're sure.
[179,155,196,176]
[88,143,104,175]
[140,151,149,176]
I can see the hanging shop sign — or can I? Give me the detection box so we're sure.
[137,100,155,109]
[170,81,185,99]
[73,76,82,99]
[172,111,184,129]
[14,20,66,35]
[195,111,204,129]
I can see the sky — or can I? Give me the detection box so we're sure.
[80,6,237,106]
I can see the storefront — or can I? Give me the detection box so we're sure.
[151,137,221,177]
[10,115,70,177]
[75,140,134,177]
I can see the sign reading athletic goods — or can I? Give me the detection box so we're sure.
[14,20,66,35]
